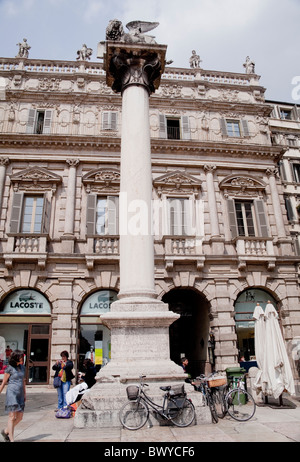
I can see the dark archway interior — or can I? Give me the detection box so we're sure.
[163,288,210,378]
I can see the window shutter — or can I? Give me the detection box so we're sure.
[110,112,117,130]
[227,199,238,238]
[107,196,119,234]
[42,110,52,134]
[278,161,287,181]
[241,120,250,137]
[159,114,167,138]
[181,116,190,140]
[42,196,51,234]
[102,112,109,130]
[284,197,295,221]
[220,118,228,136]
[254,199,268,237]
[10,193,23,233]
[26,109,36,134]
[86,194,97,235]
[102,112,117,130]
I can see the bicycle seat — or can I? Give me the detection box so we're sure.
[160,386,171,391]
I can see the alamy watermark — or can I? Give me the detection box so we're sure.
[292,76,300,101]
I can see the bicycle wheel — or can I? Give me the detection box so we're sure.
[207,391,219,423]
[167,398,195,427]
[119,400,149,430]
[226,388,256,422]
[212,387,227,419]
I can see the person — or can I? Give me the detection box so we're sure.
[82,358,96,389]
[52,350,74,410]
[0,350,26,442]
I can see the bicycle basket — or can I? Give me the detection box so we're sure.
[126,385,139,400]
[170,384,186,397]
[207,377,227,388]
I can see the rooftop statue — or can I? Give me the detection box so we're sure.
[243,56,255,74]
[16,38,31,58]
[77,44,93,61]
[189,50,202,69]
[106,19,159,44]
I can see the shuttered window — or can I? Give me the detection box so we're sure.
[86,195,119,235]
[168,198,191,235]
[228,199,268,238]
[159,115,190,140]
[10,193,50,234]
[102,112,118,130]
[220,118,250,138]
[26,109,52,134]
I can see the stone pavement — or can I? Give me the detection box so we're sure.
[0,386,300,444]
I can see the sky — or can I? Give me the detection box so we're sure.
[0,0,300,103]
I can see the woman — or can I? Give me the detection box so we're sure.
[52,350,74,410]
[0,350,26,442]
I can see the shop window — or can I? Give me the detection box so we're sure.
[86,195,119,235]
[234,289,277,363]
[79,290,117,372]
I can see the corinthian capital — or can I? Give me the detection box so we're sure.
[104,42,167,95]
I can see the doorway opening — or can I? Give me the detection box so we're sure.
[163,288,211,378]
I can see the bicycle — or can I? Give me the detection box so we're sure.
[194,374,222,424]
[217,374,256,422]
[119,375,195,430]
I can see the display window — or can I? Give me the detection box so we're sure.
[78,290,117,373]
[234,289,277,366]
[0,289,51,384]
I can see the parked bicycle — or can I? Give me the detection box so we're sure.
[216,374,256,422]
[194,373,226,423]
[119,375,195,430]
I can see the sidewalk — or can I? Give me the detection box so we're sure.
[0,386,300,443]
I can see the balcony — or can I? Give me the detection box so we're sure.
[235,237,275,271]
[85,236,119,269]
[4,234,48,269]
[162,236,205,270]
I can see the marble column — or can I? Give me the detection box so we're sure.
[99,42,183,379]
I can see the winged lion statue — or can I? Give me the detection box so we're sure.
[106,19,159,44]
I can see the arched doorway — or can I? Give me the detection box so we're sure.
[78,290,117,372]
[163,288,211,378]
[0,289,51,384]
[234,288,278,364]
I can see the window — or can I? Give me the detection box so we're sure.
[87,195,119,235]
[292,164,300,183]
[10,193,50,234]
[168,198,191,235]
[26,109,52,134]
[102,112,118,131]
[226,120,241,138]
[220,118,250,138]
[21,196,44,233]
[159,115,190,140]
[228,199,268,239]
[234,201,255,236]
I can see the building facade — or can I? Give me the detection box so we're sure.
[0,49,299,390]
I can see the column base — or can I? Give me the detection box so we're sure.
[74,376,211,428]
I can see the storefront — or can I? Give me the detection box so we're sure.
[0,289,51,384]
[234,288,278,369]
[78,290,117,372]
